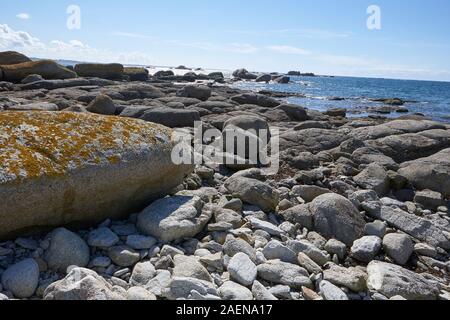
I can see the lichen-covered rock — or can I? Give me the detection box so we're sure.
[1,60,77,82]
[0,111,193,239]
[74,63,124,80]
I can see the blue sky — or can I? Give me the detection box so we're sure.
[1,0,450,81]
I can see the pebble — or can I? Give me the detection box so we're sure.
[88,227,120,248]
[108,246,140,267]
[91,256,112,268]
[319,280,349,301]
[126,235,157,250]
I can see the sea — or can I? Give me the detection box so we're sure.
[232,75,450,123]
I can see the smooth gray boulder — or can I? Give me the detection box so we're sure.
[354,163,390,196]
[309,193,365,246]
[225,176,279,212]
[44,228,90,272]
[350,236,382,263]
[86,94,116,115]
[137,196,212,242]
[398,148,450,197]
[227,253,257,286]
[1,258,39,298]
[382,233,414,265]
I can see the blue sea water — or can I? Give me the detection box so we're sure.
[233,76,450,123]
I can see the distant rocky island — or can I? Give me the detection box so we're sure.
[0,50,449,301]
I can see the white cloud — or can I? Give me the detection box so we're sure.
[0,24,154,65]
[267,45,311,55]
[16,13,31,20]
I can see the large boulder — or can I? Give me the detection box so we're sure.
[124,67,149,81]
[0,111,193,239]
[86,94,116,115]
[74,63,124,80]
[231,93,280,108]
[353,163,390,196]
[275,104,308,121]
[225,176,279,212]
[309,193,365,246]
[0,51,31,65]
[137,196,212,242]
[398,148,450,198]
[367,261,439,300]
[140,107,200,128]
[177,85,211,101]
[0,60,77,82]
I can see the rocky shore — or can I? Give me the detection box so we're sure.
[0,51,449,301]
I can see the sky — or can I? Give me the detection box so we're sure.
[1,0,450,81]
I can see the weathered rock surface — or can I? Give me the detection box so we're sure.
[367,261,440,300]
[0,111,192,239]
[365,205,450,249]
[44,268,125,300]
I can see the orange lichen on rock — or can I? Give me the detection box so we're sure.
[0,111,172,183]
